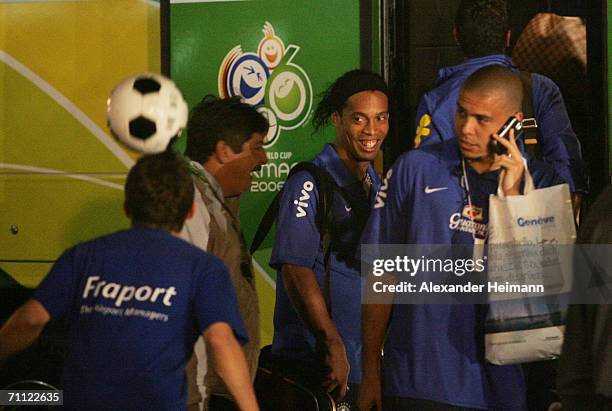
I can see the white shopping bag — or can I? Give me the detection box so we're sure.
[485,161,576,365]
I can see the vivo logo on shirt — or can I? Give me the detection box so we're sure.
[517,216,555,227]
[375,169,393,209]
[82,276,177,307]
[294,180,314,218]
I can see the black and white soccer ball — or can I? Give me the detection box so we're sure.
[106,73,188,154]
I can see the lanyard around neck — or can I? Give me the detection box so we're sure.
[461,158,487,246]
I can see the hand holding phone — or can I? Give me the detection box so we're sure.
[491,116,523,155]
[490,115,525,196]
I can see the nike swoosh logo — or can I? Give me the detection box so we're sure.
[424,186,448,194]
[345,205,352,212]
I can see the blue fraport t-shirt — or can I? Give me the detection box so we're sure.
[270,144,381,384]
[34,228,248,411]
[360,139,564,410]
[415,54,586,193]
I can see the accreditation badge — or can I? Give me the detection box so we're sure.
[462,204,483,222]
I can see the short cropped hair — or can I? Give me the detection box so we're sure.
[312,69,389,132]
[455,0,509,58]
[125,151,194,232]
[461,65,523,112]
[185,95,269,164]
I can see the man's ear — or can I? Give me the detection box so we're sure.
[331,111,341,127]
[185,201,196,220]
[123,201,131,219]
[505,30,511,48]
[453,26,459,45]
[516,111,524,122]
[214,140,231,164]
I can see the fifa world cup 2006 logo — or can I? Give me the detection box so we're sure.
[218,22,313,148]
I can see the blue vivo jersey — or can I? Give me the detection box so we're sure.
[270,144,381,384]
[34,228,247,411]
[360,139,563,409]
[414,54,587,193]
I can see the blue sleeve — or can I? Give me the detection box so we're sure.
[417,86,460,148]
[532,74,587,193]
[414,95,438,148]
[269,170,321,270]
[360,156,411,263]
[33,248,79,320]
[528,158,566,189]
[193,256,248,345]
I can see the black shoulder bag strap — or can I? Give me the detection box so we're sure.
[250,162,337,315]
[520,70,541,159]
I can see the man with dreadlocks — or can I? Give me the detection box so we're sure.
[268,69,390,409]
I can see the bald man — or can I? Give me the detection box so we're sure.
[358,65,565,410]
[414,0,586,205]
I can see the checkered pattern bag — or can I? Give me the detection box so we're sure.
[512,13,586,99]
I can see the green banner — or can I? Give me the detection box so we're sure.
[170,0,363,344]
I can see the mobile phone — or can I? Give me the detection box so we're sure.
[491,116,523,155]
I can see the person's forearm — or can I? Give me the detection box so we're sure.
[281,264,341,344]
[282,264,349,400]
[357,300,392,411]
[204,323,259,411]
[0,300,49,361]
[361,303,392,377]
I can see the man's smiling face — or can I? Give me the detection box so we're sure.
[217,132,267,197]
[333,90,389,163]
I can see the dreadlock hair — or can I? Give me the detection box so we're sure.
[312,69,389,132]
